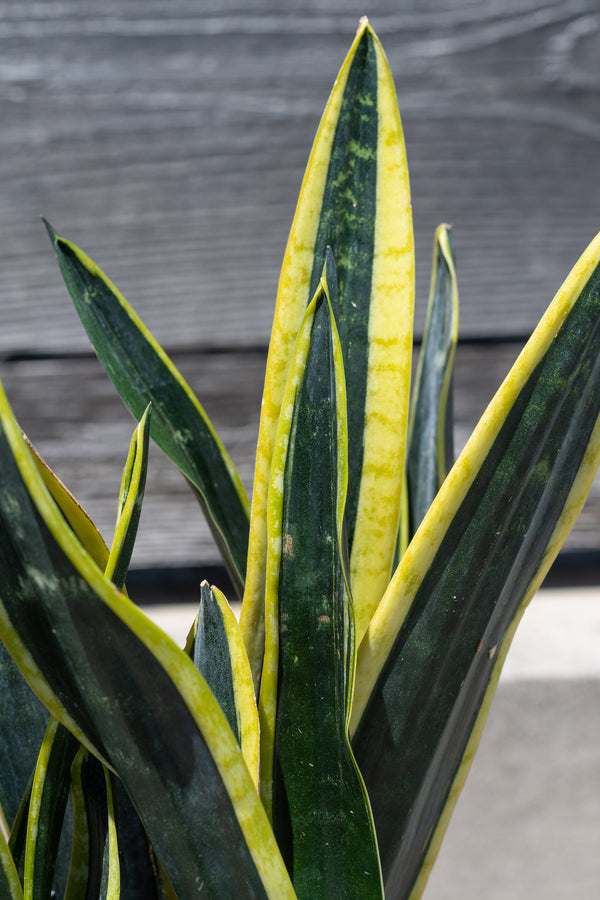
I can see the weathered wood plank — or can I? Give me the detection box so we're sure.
[0,349,263,572]
[2,1,600,587]
[2,342,599,580]
[1,0,600,354]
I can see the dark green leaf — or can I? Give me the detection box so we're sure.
[0,647,47,831]
[352,245,600,899]
[406,224,458,537]
[112,780,164,900]
[0,384,294,899]
[69,752,119,900]
[241,20,414,669]
[45,222,249,597]
[105,404,151,591]
[24,719,79,900]
[307,31,378,553]
[192,582,238,742]
[273,284,383,898]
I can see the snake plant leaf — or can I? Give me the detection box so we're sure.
[0,646,48,835]
[7,779,30,887]
[66,751,119,900]
[258,258,342,814]
[23,718,79,900]
[104,404,151,589]
[3,251,151,900]
[44,221,250,598]
[11,738,72,900]
[242,18,414,677]
[82,758,119,900]
[0,385,295,899]
[13,412,150,899]
[64,749,91,900]
[25,436,110,574]
[0,433,113,840]
[394,470,410,567]
[103,407,172,897]
[351,231,600,899]
[261,273,383,897]
[406,224,458,538]
[111,780,165,900]
[258,281,324,819]
[192,583,238,741]
[188,581,259,788]
[0,832,23,900]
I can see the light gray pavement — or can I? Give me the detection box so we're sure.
[144,588,600,899]
[422,588,600,899]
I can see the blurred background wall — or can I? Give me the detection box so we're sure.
[1,0,600,576]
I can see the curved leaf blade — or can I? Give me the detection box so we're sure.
[105,404,151,590]
[45,222,249,597]
[0,384,295,899]
[351,232,600,898]
[0,647,48,835]
[263,273,382,896]
[110,780,164,900]
[189,582,259,788]
[258,284,323,819]
[25,416,160,899]
[242,18,414,674]
[0,435,113,847]
[64,749,89,900]
[192,582,238,739]
[406,224,458,537]
[24,719,79,900]
[67,751,119,900]
[25,436,110,574]
[7,781,30,888]
[0,832,23,900]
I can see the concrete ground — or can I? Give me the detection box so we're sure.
[143,587,600,900]
[423,588,600,900]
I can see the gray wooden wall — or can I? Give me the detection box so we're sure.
[2,1,600,593]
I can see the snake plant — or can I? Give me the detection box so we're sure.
[0,17,599,900]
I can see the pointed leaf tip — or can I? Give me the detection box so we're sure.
[41,217,57,244]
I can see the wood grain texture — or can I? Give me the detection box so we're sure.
[2,343,600,579]
[1,0,600,576]
[1,0,600,352]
